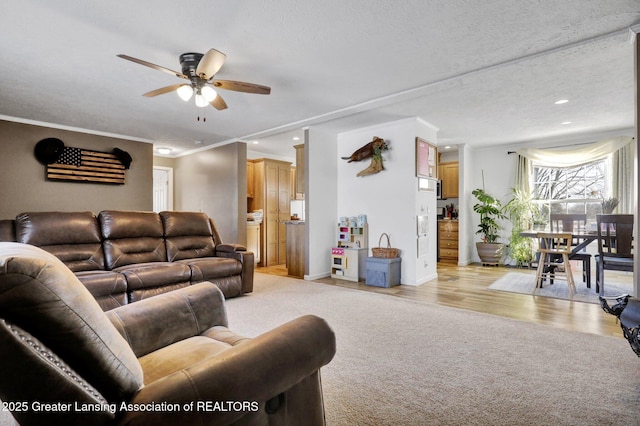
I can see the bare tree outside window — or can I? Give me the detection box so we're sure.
[532,159,607,223]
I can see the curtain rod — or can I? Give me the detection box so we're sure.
[507,137,634,154]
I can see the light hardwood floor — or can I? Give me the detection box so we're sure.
[256,262,631,339]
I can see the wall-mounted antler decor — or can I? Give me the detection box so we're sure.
[341,136,389,177]
[34,138,132,185]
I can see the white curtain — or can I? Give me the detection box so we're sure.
[612,142,635,214]
[514,154,532,196]
[516,136,633,167]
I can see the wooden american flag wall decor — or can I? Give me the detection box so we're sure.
[46,147,126,184]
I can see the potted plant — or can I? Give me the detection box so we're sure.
[601,197,619,214]
[472,187,506,265]
[502,187,539,267]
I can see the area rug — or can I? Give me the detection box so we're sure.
[225,273,640,425]
[488,271,634,303]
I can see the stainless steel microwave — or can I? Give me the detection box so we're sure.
[436,180,443,199]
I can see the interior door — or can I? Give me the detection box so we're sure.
[152,167,171,212]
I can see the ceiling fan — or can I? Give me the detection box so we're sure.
[117,48,271,110]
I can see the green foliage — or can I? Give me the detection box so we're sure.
[472,188,505,243]
[502,188,539,266]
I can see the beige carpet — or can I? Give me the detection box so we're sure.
[488,272,634,303]
[225,273,640,425]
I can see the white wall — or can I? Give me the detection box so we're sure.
[336,117,438,285]
[415,118,440,284]
[306,127,339,280]
[465,145,518,263]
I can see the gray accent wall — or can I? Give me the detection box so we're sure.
[172,142,247,245]
[0,120,153,219]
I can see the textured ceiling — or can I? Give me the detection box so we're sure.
[1,1,638,158]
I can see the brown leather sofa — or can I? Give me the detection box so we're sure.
[0,210,254,310]
[0,242,336,425]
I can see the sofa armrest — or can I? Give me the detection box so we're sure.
[122,315,336,425]
[217,248,255,294]
[106,282,228,357]
[216,243,246,252]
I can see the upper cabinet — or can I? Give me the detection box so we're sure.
[439,161,459,199]
[292,144,305,199]
[247,161,255,198]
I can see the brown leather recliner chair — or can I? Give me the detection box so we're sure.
[0,242,336,425]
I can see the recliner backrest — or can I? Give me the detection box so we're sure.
[160,211,216,261]
[99,210,167,269]
[15,211,105,271]
[0,242,144,406]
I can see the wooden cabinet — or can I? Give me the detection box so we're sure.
[438,220,458,262]
[290,167,304,200]
[251,159,291,266]
[246,161,255,198]
[438,161,459,199]
[293,143,305,198]
[286,222,305,277]
[246,222,260,264]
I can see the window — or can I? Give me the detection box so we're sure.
[531,159,609,222]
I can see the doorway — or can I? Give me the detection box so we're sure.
[152,166,173,212]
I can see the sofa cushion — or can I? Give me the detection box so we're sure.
[75,270,128,311]
[138,335,237,385]
[115,262,192,303]
[0,242,144,403]
[160,211,216,261]
[99,211,167,269]
[179,257,242,280]
[15,211,105,272]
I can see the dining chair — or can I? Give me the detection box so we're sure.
[595,214,634,296]
[535,232,577,298]
[549,213,592,288]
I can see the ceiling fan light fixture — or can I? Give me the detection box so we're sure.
[177,85,194,101]
[194,91,209,107]
[201,86,218,102]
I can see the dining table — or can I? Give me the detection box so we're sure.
[520,229,599,290]
[519,229,599,257]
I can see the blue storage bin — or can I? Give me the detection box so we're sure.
[365,257,401,287]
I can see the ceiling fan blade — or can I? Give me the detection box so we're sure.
[212,79,271,95]
[143,84,187,97]
[196,48,227,80]
[117,54,188,79]
[210,93,228,110]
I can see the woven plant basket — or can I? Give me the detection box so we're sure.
[372,233,399,258]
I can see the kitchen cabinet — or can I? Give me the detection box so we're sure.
[246,161,255,198]
[290,167,304,200]
[286,221,305,277]
[250,159,291,266]
[439,161,459,198]
[293,143,305,198]
[438,220,458,263]
[246,222,260,264]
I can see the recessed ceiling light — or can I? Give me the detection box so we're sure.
[555,99,569,105]
[444,145,451,150]
[252,140,259,144]
[292,136,300,141]
[561,121,572,125]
